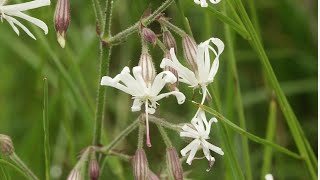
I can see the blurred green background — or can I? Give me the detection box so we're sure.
[0,0,317,179]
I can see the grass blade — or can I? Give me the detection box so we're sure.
[43,78,50,180]
[261,98,277,178]
[198,103,301,159]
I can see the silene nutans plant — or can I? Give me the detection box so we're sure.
[0,0,317,179]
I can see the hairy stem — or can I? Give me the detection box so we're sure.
[103,0,174,45]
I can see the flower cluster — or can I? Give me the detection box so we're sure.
[194,0,221,7]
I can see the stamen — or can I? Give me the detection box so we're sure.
[145,100,152,147]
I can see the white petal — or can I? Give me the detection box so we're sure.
[6,11,48,34]
[5,16,36,39]
[150,71,176,96]
[265,174,274,180]
[180,131,199,139]
[209,0,221,4]
[154,91,185,104]
[1,0,50,12]
[160,48,199,87]
[204,139,224,155]
[131,99,143,112]
[101,76,132,95]
[132,66,147,90]
[5,16,20,35]
[182,124,199,136]
[186,140,201,165]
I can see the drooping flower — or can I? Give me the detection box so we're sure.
[180,110,224,167]
[101,66,185,147]
[160,37,224,109]
[194,0,221,7]
[0,0,50,39]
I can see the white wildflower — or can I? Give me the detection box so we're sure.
[180,110,224,166]
[160,37,224,117]
[0,0,50,39]
[101,66,185,147]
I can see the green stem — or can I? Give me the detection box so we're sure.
[148,115,181,132]
[158,18,187,37]
[199,104,302,160]
[138,122,144,149]
[208,87,245,180]
[99,118,140,153]
[174,0,193,36]
[232,0,317,178]
[103,0,174,45]
[91,0,103,35]
[157,125,173,147]
[92,0,114,146]
[92,46,112,145]
[261,98,277,178]
[0,159,29,180]
[224,9,252,179]
[43,78,50,180]
[9,153,39,180]
[156,39,167,53]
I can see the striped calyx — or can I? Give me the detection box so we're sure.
[54,0,70,48]
[132,149,149,180]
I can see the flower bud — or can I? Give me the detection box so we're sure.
[166,147,183,180]
[67,169,82,180]
[163,30,177,51]
[89,155,100,180]
[182,35,198,73]
[139,50,156,86]
[0,134,14,156]
[141,27,157,45]
[164,51,179,91]
[132,149,149,180]
[54,0,71,48]
[148,170,160,180]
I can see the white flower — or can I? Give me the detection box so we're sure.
[0,0,50,39]
[180,110,224,165]
[265,174,273,180]
[194,0,221,7]
[160,37,224,107]
[101,66,186,147]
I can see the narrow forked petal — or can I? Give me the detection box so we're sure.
[150,71,176,96]
[154,91,185,104]
[204,140,224,155]
[180,139,198,156]
[182,124,199,136]
[5,17,20,35]
[5,16,36,39]
[186,140,200,165]
[120,70,144,96]
[180,131,198,139]
[205,117,217,135]
[160,48,198,86]
[131,99,143,112]
[6,11,48,34]
[1,0,50,11]
[101,76,132,95]
[132,66,147,90]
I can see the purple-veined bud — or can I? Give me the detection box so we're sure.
[139,50,156,86]
[164,51,179,91]
[89,155,100,180]
[132,149,149,180]
[163,30,177,51]
[54,0,70,48]
[0,134,14,156]
[141,27,157,45]
[182,35,198,73]
[166,147,184,180]
[148,170,160,180]
[67,169,82,180]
